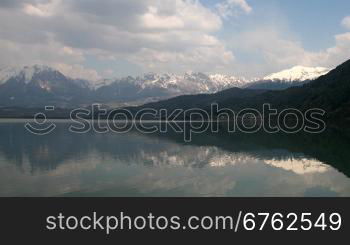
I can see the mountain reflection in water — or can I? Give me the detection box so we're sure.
[0,120,349,197]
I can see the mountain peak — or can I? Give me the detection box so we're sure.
[263,66,330,82]
[0,65,59,85]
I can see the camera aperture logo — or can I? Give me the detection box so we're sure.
[25,106,57,136]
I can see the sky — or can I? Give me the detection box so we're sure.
[0,0,350,81]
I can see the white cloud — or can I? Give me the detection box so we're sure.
[216,0,252,19]
[102,69,114,77]
[141,6,185,29]
[22,0,61,17]
[1,0,349,79]
[130,44,234,73]
[342,16,350,29]
[0,38,84,67]
[229,28,315,76]
[0,0,235,77]
[316,32,350,67]
[230,26,350,77]
[141,1,222,32]
[53,63,101,81]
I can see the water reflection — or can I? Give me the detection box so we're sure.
[0,120,350,197]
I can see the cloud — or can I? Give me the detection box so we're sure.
[130,44,234,73]
[342,16,350,29]
[0,0,29,9]
[316,32,350,67]
[140,2,222,32]
[216,0,252,19]
[0,38,84,67]
[0,0,236,77]
[229,21,350,77]
[0,0,348,79]
[229,28,315,76]
[22,0,60,17]
[53,63,101,81]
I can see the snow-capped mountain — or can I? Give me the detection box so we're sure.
[0,65,56,85]
[0,65,92,89]
[244,66,330,90]
[0,65,91,107]
[90,66,329,95]
[209,74,251,88]
[90,72,250,106]
[90,78,116,90]
[0,64,332,107]
[91,72,247,93]
[263,66,330,82]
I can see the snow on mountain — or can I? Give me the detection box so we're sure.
[1,64,333,90]
[90,66,331,95]
[0,64,333,107]
[90,72,249,94]
[263,66,330,82]
[0,65,55,85]
[0,67,19,84]
[0,65,97,107]
[209,74,250,88]
[1,64,332,92]
[89,78,116,90]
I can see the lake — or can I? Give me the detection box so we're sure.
[0,120,350,197]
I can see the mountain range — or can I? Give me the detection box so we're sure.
[126,59,350,121]
[0,64,330,108]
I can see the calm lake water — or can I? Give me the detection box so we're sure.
[0,120,350,197]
